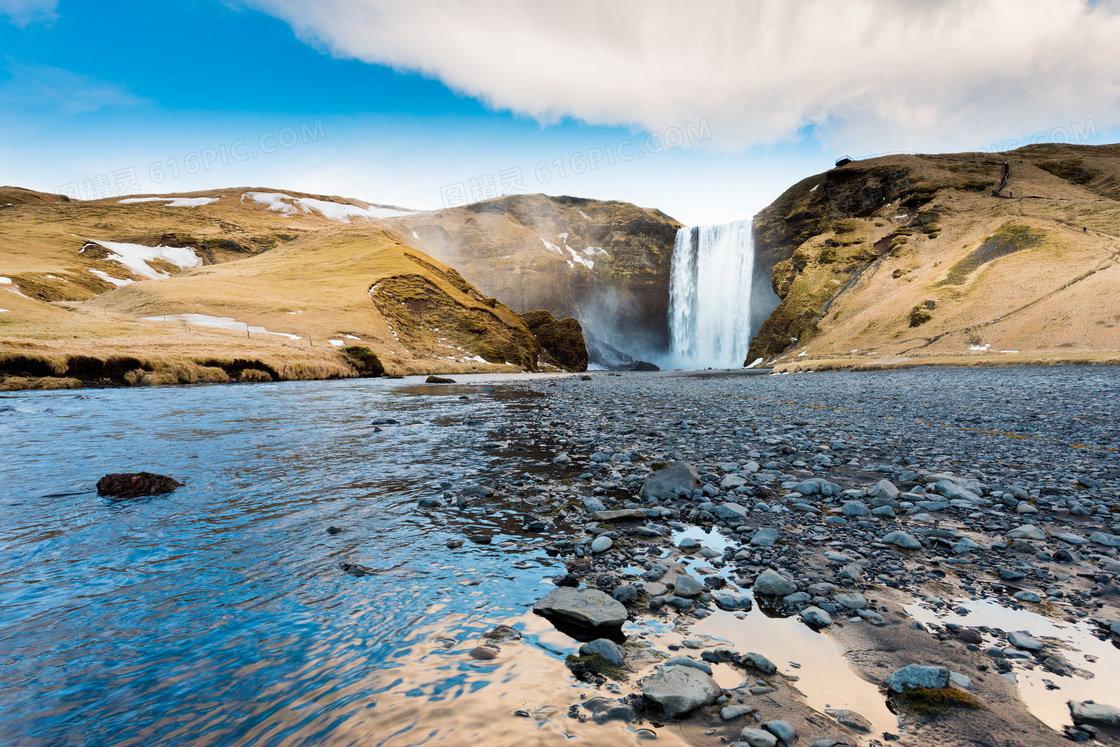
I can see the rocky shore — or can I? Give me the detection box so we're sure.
[444,366,1120,746]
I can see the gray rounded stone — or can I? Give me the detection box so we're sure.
[753,568,797,597]
[883,531,921,550]
[751,527,778,547]
[642,665,722,718]
[533,587,628,630]
[674,575,704,597]
[739,727,778,747]
[834,591,868,610]
[885,664,949,693]
[639,461,701,501]
[580,638,625,666]
[801,606,832,627]
[591,536,613,553]
[763,720,797,744]
[1069,700,1120,728]
[1008,524,1046,540]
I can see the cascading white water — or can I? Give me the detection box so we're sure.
[668,219,755,369]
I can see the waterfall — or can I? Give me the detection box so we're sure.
[668,219,755,369]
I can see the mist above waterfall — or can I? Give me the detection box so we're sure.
[668,220,756,369]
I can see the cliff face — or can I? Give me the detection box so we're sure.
[747,143,1120,366]
[386,194,681,361]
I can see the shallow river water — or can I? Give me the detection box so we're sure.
[2,375,682,746]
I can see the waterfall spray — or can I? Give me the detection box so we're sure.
[668,219,755,369]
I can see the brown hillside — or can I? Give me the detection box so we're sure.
[747,143,1120,369]
[0,189,590,386]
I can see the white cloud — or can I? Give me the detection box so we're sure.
[0,63,147,114]
[0,0,57,26]
[245,0,1120,153]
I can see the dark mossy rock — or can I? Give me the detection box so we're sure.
[521,309,589,371]
[96,472,182,499]
[909,300,936,327]
[341,346,384,377]
[426,375,456,384]
[565,653,629,682]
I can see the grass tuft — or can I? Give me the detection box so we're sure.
[564,654,628,682]
[891,687,985,716]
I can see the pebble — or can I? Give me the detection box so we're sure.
[590,536,613,553]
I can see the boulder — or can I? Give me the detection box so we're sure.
[842,501,870,517]
[720,474,748,490]
[1008,524,1046,540]
[751,527,778,547]
[885,664,949,693]
[642,665,722,718]
[741,652,777,674]
[673,575,704,598]
[739,727,778,747]
[753,568,797,597]
[801,606,832,627]
[868,479,900,500]
[883,531,921,550]
[1007,631,1043,652]
[639,461,700,501]
[580,638,626,667]
[591,509,648,521]
[714,592,752,611]
[834,592,867,610]
[533,587,627,631]
[714,502,749,521]
[521,309,588,372]
[1090,532,1120,548]
[826,708,872,732]
[935,479,981,502]
[1069,700,1120,728]
[96,472,181,499]
[763,720,798,744]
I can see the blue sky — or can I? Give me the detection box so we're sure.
[2,0,1118,226]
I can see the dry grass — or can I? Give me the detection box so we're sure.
[890,687,986,716]
[771,350,1120,373]
[754,144,1120,367]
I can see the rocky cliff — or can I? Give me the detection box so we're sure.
[746,143,1120,367]
[384,194,681,363]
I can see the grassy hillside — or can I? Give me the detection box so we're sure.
[0,188,582,388]
[746,143,1120,370]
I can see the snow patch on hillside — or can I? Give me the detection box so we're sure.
[88,269,133,287]
[0,277,30,298]
[119,196,218,208]
[242,192,413,222]
[565,245,593,270]
[142,313,301,340]
[83,238,202,280]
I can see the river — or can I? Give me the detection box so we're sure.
[0,375,687,746]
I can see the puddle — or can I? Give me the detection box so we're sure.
[691,609,900,736]
[672,525,733,554]
[905,598,1120,731]
[665,526,898,735]
[359,611,695,747]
